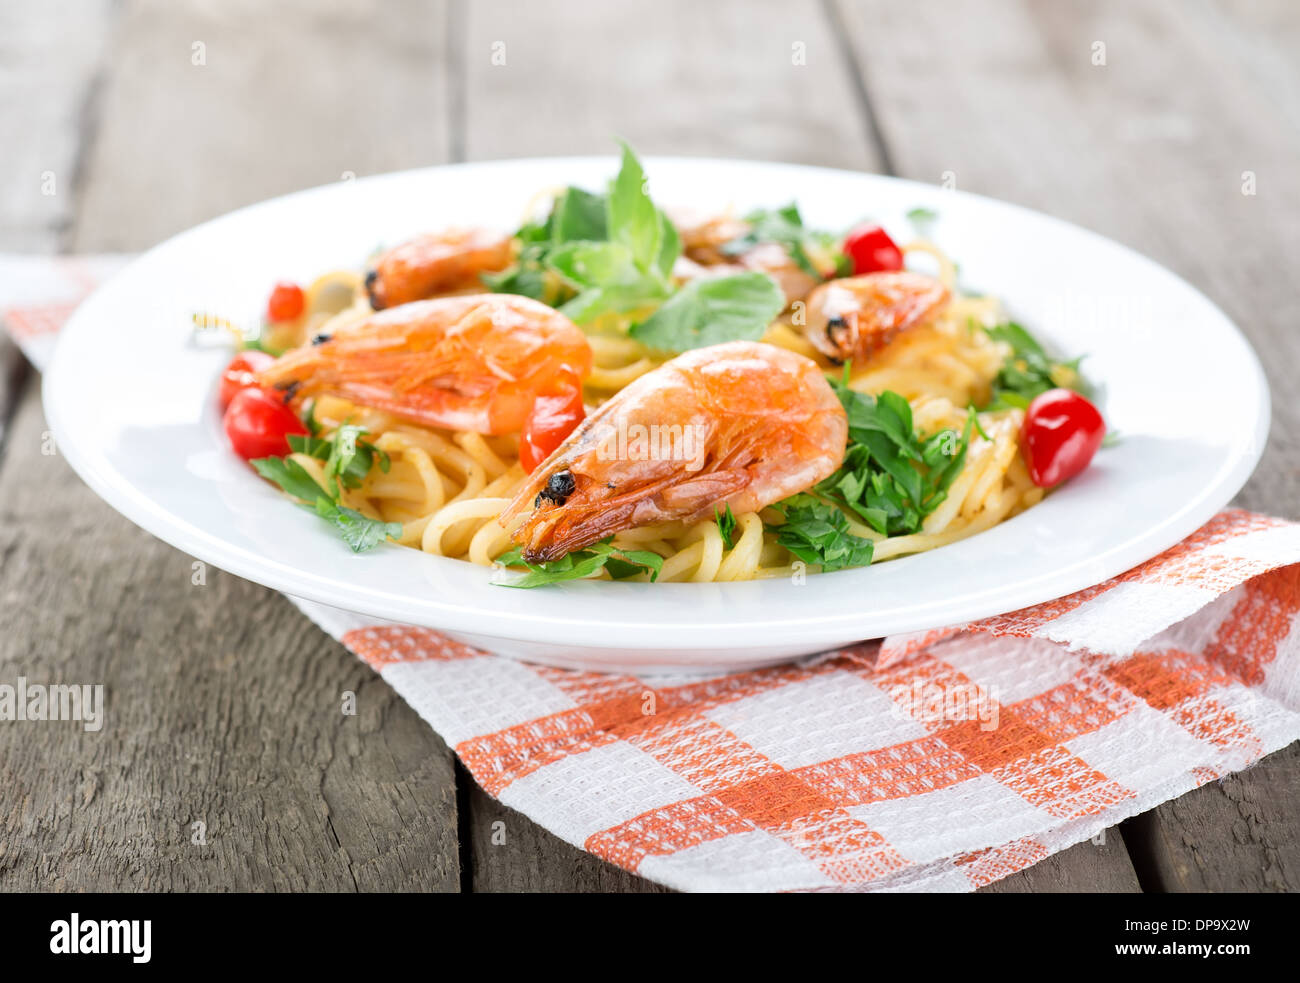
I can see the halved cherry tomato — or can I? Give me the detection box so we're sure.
[843,224,904,275]
[223,387,308,460]
[1021,388,1106,487]
[266,280,305,322]
[519,373,585,474]
[217,350,276,409]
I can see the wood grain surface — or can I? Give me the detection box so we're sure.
[0,0,1294,892]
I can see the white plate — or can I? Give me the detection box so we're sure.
[44,157,1269,673]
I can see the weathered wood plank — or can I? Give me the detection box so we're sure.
[0,334,28,464]
[461,0,883,170]
[0,384,459,890]
[1124,741,1300,892]
[0,1,115,459]
[464,783,670,892]
[833,0,1300,890]
[0,0,464,892]
[981,829,1142,893]
[0,0,116,253]
[72,0,453,251]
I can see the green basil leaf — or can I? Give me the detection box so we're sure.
[602,545,663,582]
[324,423,374,494]
[559,280,669,324]
[251,456,330,503]
[547,241,639,290]
[606,142,661,273]
[655,211,681,278]
[630,272,784,352]
[310,498,402,553]
[287,434,331,459]
[551,186,608,243]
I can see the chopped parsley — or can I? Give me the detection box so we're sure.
[495,538,663,588]
[764,376,975,571]
[720,203,849,279]
[253,426,399,553]
[769,494,875,572]
[812,379,974,536]
[714,504,738,549]
[983,321,1088,410]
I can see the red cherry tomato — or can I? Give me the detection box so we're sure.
[223,387,308,461]
[217,350,276,409]
[519,374,585,474]
[842,224,904,275]
[1021,388,1106,487]
[266,280,305,322]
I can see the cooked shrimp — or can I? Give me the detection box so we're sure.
[257,295,592,435]
[803,271,950,364]
[500,341,847,562]
[670,210,819,305]
[365,228,514,309]
[736,242,820,307]
[670,208,750,266]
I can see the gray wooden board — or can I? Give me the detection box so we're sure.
[72,0,453,251]
[0,0,1295,892]
[0,0,462,892]
[0,0,117,253]
[464,782,670,892]
[460,0,882,168]
[981,829,1141,893]
[0,384,460,890]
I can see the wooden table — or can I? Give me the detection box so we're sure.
[1,0,1296,892]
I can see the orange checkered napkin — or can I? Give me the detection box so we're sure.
[8,255,1300,892]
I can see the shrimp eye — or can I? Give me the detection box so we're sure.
[825,315,848,336]
[364,269,381,308]
[311,333,332,345]
[272,380,301,404]
[538,470,576,506]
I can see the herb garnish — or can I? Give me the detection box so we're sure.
[905,206,938,237]
[764,375,975,570]
[983,321,1087,410]
[495,538,663,588]
[720,203,849,279]
[253,426,399,553]
[769,494,875,572]
[484,141,786,352]
[629,272,784,351]
[714,504,738,549]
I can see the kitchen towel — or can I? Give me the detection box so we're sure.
[6,253,1299,892]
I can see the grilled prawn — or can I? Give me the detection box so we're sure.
[257,294,592,435]
[803,271,950,364]
[500,341,847,562]
[670,210,820,306]
[365,228,514,309]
